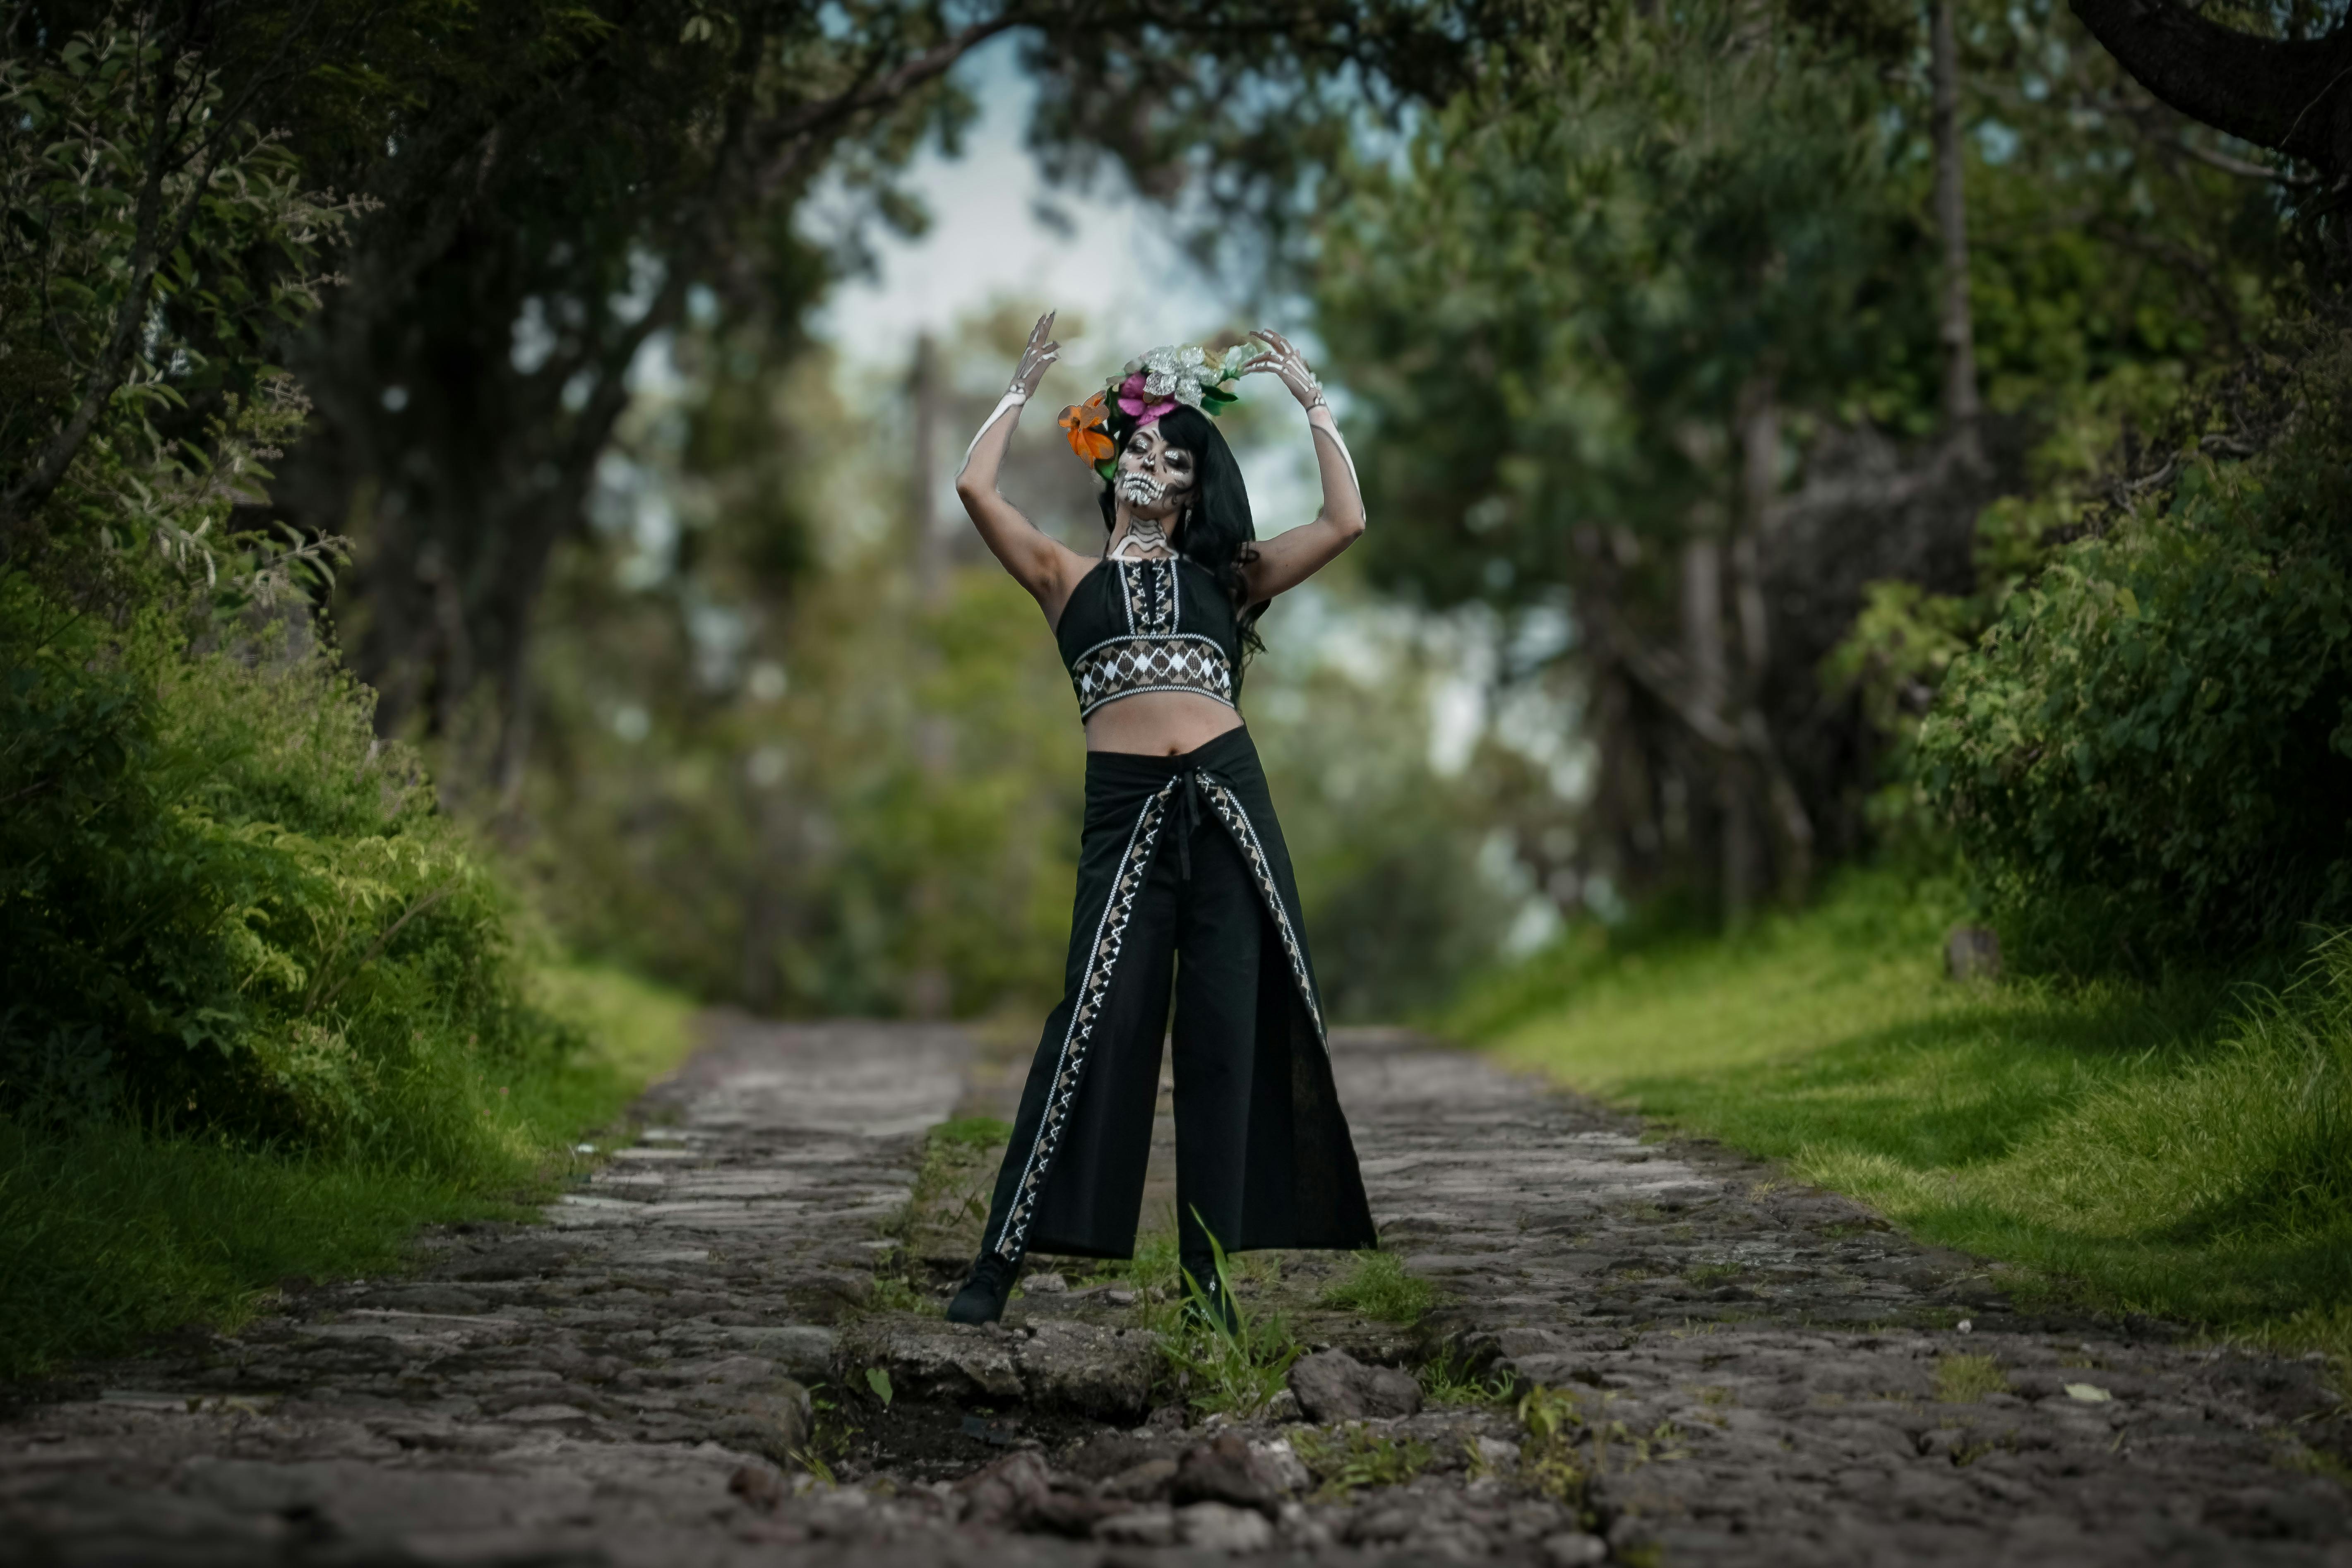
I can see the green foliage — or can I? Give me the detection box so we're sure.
[1,19,358,557]
[1919,351,2352,961]
[1151,1225,1301,1418]
[1467,867,2352,1355]
[1516,1385,1590,1504]
[1934,1353,2010,1402]
[1289,1423,1433,1497]
[1319,0,1930,608]
[0,574,578,1151]
[0,958,697,1377]
[1317,1249,1436,1325]
[1417,1345,1518,1406]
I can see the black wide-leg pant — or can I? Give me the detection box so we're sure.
[978,726,1377,1266]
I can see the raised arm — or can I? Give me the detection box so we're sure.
[954,311,1093,616]
[1236,329,1366,601]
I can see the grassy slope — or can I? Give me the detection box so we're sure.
[1455,869,2352,1361]
[0,960,698,1380]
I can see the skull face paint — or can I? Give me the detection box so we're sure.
[1114,424,1195,526]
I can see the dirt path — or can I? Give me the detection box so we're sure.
[2,1021,2346,1566]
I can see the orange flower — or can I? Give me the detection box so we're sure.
[1059,392,1113,462]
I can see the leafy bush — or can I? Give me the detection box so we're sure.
[0,578,580,1153]
[1918,348,2352,965]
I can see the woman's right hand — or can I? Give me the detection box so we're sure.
[1010,311,1059,400]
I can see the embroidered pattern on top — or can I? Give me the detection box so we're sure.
[1201,778,1328,1047]
[1070,636,1233,719]
[1078,558,1226,718]
[993,778,1179,1261]
[1119,557,1176,635]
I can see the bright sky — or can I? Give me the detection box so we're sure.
[813,40,1228,373]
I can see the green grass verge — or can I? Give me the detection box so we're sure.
[0,958,698,1381]
[1455,867,2352,1364]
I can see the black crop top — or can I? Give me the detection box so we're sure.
[1055,556,1241,722]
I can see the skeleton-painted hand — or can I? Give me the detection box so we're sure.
[1009,311,1060,400]
[963,311,1059,468]
[1241,327,1325,409]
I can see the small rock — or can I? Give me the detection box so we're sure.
[1106,1288,1138,1306]
[952,1450,1054,1530]
[1944,924,2001,980]
[1176,1500,1276,1551]
[1095,1506,1177,1546]
[713,1382,811,1465]
[1288,1348,1423,1422]
[1348,1506,1417,1544]
[1266,1388,1301,1422]
[1251,1437,1312,1496]
[1145,1404,1189,1431]
[1473,1435,1519,1476]
[1025,1271,1068,1294]
[1101,1457,1178,1501]
[1541,1531,1609,1566]
[728,1464,785,1512]
[1278,1498,1333,1549]
[1062,1431,1167,1480]
[1014,1320,1156,1420]
[1172,1431,1284,1516]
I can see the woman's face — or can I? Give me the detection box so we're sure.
[1114,423,1196,526]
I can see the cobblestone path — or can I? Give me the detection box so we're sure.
[2,1021,2346,1567]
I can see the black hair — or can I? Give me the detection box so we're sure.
[1096,402,1267,651]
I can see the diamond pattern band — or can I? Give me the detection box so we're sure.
[1202,780,1328,1047]
[1070,634,1234,720]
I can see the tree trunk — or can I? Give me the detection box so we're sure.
[1930,0,1980,431]
[1731,373,1814,906]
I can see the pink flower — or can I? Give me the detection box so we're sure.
[1115,372,1176,427]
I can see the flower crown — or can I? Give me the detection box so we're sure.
[1058,343,1249,480]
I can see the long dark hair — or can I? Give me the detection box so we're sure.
[1097,403,1266,651]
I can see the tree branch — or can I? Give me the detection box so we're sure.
[2066,0,2352,175]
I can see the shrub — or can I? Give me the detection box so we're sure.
[0,574,577,1156]
[1918,348,2352,965]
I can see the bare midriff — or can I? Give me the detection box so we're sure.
[1083,690,1245,756]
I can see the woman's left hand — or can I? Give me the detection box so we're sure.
[1242,328,1326,410]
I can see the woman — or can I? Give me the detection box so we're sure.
[944,313,1378,1327]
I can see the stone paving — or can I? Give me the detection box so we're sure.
[0,1018,2347,1566]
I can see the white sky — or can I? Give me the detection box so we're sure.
[813,40,1227,372]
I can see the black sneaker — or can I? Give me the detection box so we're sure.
[946,1253,1016,1324]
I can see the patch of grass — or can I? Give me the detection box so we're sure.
[1318,1249,1436,1324]
[1461,866,2352,1356]
[1934,1352,2011,1403]
[0,959,697,1380]
[1291,1423,1434,1496]
[1417,1345,1518,1405]
[882,1114,1010,1277]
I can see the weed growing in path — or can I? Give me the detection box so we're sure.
[1418,1346,1517,1405]
[1319,1249,1436,1323]
[1151,1229,1300,1418]
[1934,1353,2010,1402]
[1290,1424,1434,1496]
